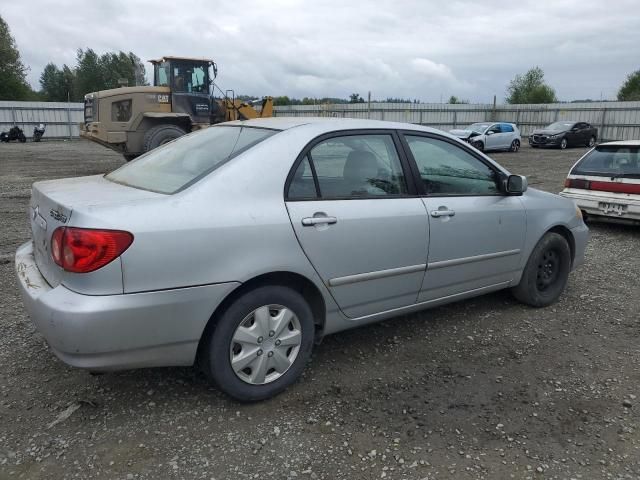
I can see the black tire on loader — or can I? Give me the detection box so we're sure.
[143,124,187,153]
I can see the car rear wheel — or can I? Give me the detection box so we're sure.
[587,136,596,147]
[202,285,315,402]
[143,124,186,153]
[559,137,568,150]
[510,139,520,152]
[512,232,571,307]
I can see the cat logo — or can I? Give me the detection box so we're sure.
[157,94,170,103]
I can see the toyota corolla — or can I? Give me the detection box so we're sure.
[16,117,588,401]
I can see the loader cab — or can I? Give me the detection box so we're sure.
[150,56,217,125]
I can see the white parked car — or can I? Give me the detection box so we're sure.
[450,122,521,152]
[561,140,640,223]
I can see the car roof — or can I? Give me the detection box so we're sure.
[224,116,440,134]
[597,140,640,147]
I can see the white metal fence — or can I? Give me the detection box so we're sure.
[0,101,84,140]
[2,100,640,142]
[274,101,640,141]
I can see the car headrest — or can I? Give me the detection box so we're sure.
[343,150,378,182]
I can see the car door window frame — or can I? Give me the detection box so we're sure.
[397,130,508,198]
[284,129,420,201]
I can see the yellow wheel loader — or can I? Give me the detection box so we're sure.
[80,56,273,160]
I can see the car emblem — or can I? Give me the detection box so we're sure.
[50,209,68,223]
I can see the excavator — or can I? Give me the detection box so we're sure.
[80,56,273,160]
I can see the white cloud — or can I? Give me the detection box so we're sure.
[411,58,455,81]
[2,0,640,102]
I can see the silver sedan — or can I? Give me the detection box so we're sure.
[15,117,589,401]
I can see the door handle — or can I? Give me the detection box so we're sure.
[302,216,338,226]
[430,209,455,218]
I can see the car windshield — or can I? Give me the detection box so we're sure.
[572,146,640,178]
[106,126,277,194]
[546,122,575,131]
[466,123,490,134]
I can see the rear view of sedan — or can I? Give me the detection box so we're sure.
[561,140,640,223]
[16,118,588,402]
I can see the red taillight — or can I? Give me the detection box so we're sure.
[565,177,640,194]
[565,178,591,190]
[51,227,133,273]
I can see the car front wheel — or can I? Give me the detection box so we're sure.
[512,232,571,307]
[559,137,568,150]
[472,141,484,151]
[202,285,315,401]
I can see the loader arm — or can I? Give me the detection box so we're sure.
[221,96,273,121]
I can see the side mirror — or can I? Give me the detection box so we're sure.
[486,130,494,136]
[506,174,528,195]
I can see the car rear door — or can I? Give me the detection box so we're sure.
[285,131,429,318]
[400,132,526,301]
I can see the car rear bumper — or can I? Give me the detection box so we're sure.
[560,190,640,223]
[15,241,239,371]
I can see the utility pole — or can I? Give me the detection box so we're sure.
[367,91,371,119]
[492,95,497,121]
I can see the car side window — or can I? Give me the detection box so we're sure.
[487,124,501,134]
[300,134,408,199]
[288,156,318,199]
[501,124,514,133]
[405,135,499,196]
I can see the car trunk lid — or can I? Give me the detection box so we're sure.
[29,175,163,287]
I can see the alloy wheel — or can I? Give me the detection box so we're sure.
[229,305,302,385]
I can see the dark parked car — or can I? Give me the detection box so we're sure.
[529,121,597,149]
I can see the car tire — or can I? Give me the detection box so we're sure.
[559,137,568,150]
[510,139,520,152]
[202,285,315,402]
[512,232,571,308]
[143,124,186,153]
[473,141,484,152]
[587,136,596,148]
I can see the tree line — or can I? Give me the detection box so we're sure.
[2,14,640,104]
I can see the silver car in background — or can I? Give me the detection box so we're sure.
[16,117,588,401]
[450,122,522,152]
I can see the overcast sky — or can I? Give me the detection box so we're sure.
[3,0,639,103]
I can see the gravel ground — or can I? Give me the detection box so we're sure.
[0,139,639,480]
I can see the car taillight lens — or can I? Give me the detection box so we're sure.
[564,178,591,189]
[51,227,133,273]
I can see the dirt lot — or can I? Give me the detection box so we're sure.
[0,139,639,480]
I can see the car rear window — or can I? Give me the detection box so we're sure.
[572,146,640,178]
[106,126,277,194]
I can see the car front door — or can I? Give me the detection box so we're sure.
[401,133,526,301]
[285,131,429,318]
[576,123,590,144]
[566,123,581,146]
[484,124,502,150]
